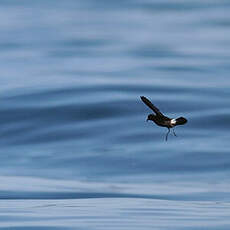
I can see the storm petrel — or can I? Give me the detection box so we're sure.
[140,96,187,141]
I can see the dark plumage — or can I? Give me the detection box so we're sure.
[140,96,187,141]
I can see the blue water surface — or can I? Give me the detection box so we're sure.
[0,0,230,229]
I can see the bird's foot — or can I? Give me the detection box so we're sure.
[172,129,177,137]
[165,128,170,141]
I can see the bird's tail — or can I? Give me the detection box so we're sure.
[175,117,187,125]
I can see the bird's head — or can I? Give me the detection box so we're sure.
[146,114,155,122]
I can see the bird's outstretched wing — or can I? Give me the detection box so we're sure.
[140,96,164,117]
[175,117,187,125]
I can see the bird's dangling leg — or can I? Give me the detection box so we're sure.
[165,128,170,141]
[172,128,177,137]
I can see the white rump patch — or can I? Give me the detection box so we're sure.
[171,119,177,125]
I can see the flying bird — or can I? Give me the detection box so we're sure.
[140,96,187,141]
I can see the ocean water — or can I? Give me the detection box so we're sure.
[0,0,230,229]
